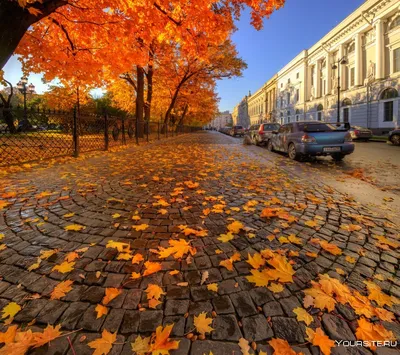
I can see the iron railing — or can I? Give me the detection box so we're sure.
[0,107,200,166]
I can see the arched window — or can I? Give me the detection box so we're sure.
[389,16,400,31]
[287,110,291,123]
[380,88,398,100]
[380,88,398,122]
[317,104,323,121]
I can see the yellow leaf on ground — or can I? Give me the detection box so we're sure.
[95,304,108,319]
[32,324,62,348]
[64,224,85,231]
[63,212,75,218]
[305,220,318,228]
[267,254,295,283]
[131,335,151,354]
[194,312,214,335]
[268,283,284,293]
[227,221,244,234]
[217,232,234,243]
[27,257,41,271]
[40,249,59,260]
[112,213,121,219]
[246,253,265,269]
[50,280,73,300]
[306,327,335,355]
[149,324,180,354]
[106,240,130,253]
[102,288,122,305]
[88,329,117,355]
[293,307,313,325]
[207,283,218,292]
[52,261,75,274]
[132,224,149,231]
[1,302,21,324]
[145,284,165,301]
[238,338,251,355]
[143,261,162,276]
[345,256,356,264]
[288,234,302,245]
[169,270,180,276]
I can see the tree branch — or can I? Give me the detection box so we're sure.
[153,2,182,26]
[50,17,75,52]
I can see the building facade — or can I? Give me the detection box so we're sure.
[234,0,400,134]
[210,111,232,130]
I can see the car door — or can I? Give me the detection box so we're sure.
[275,125,287,151]
[282,124,293,152]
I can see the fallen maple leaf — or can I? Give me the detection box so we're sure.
[52,261,75,274]
[148,324,180,353]
[157,239,195,259]
[305,220,318,228]
[355,318,395,350]
[227,220,244,234]
[194,312,214,335]
[131,335,151,354]
[238,338,251,355]
[64,224,85,231]
[1,302,21,324]
[143,261,162,276]
[95,304,108,319]
[102,288,122,305]
[88,329,117,355]
[32,324,62,348]
[293,307,313,325]
[207,283,218,292]
[246,253,265,269]
[132,224,149,231]
[269,338,299,355]
[50,280,73,300]
[106,240,130,253]
[306,327,335,355]
[268,283,284,293]
[217,232,234,243]
[131,253,144,265]
[267,254,295,283]
[27,257,42,272]
[40,249,59,260]
[64,251,80,262]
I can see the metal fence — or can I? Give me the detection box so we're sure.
[0,107,200,166]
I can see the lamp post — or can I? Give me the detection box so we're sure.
[331,57,347,125]
[17,76,35,130]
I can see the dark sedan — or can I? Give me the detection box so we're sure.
[247,123,281,146]
[349,126,373,141]
[388,129,400,146]
[267,121,355,161]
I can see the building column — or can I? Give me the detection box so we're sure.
[316,60,321,97]
[326,54,332,94]
[338,44,346,89]
[375,19,384,80]
[355,32,363,86]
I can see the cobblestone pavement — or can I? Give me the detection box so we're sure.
[0,131,399,355]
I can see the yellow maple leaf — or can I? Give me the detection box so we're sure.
[131,335,150,354]
[132,215,141,220]
[288,234,302,245]
[194,312,214,335]
[306,327,335,355]
[40,249,59,260]
[88,329,117,355]
[305,220,318,228]
[293,307,313,325]
[247,269,274,287]
[267,254,295,283]
[143,261,162,276]
[1,302,21,324]
[268,283,284,293]
[341,224,362,232]
[132,224,149,231]
[207,283,218,292]
[217,232,234,243]
[227,220,244,234]
[345,255,356,264]
[246,253,265,269]
[95,304,108,319]
[320,241,342,256]
[63,212,75,218]
[64,224,85,232]
[149,324,180,353]
[27,257,41,271]
[106,240,130,253]
[145,284,165,301]
[52,261,75,274]
[102,288,122,305]
[50,280,73,300]
[304,286,336,312]
[117,252,132,261]
[112,213,121,219]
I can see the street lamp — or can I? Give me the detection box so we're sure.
[17,76,35,130]
[331,57,347,125]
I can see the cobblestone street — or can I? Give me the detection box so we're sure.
[0,131,399,354]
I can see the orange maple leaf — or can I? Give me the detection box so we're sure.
[149,324,180,353]
[50,280,73,300]
[306,327,335,355]
[88,329,117,355]
[143,261,162,276]
[32,324,62,348]
[102,288,122,305]
[268,338,299,355]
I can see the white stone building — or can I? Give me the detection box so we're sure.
[274,0,400,134]
[210,111,232,129]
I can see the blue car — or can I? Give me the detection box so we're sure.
[267,121,354,161]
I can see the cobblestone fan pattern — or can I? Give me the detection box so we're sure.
[0,132,399,355]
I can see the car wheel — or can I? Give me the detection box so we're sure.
[390,134,400,146]
[332,153,345,161]
[267,140,274,152]
[288,143,302,161]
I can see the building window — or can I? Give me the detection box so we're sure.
[296,89,299,102]
[317,112,322,121]
[381,88,398,100]
[350,67,355,87]
[288,79,290,84]
[295,109,300,122]
[342,99,351,124]
[280,96,283,108]
[280,113,283,124]
[394,48,400,73]
[296,72,299,79]
[281,83,283,88]
[384,102,394,121]
[317,104,323,121]
[287,93,290,105]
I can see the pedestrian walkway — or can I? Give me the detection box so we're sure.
[0,131,399,354]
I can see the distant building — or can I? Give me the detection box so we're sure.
[210,111,232,129]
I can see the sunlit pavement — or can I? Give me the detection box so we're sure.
[0,131,399,354]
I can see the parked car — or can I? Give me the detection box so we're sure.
[348,126,373,141]
[267,121,354,161]
[230,125,245,137]
[219,126,231,135]
[247,123,281,146]
[388,129,400,146]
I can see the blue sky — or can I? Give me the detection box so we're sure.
[2,0,365,111]
[217,0,365,112]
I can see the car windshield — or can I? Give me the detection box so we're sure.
[352,126,368,130]
[235,126,243,129]
[298,123,345,132]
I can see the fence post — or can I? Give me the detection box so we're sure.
[73,106,79,157]
[122,118,126,145]
[104,110,109,151]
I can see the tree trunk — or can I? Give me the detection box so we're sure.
[0,0,67,70]
[136,65,145,138]
[2,108,17,133]
[144,51,154,123]
[176,104,188,132]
